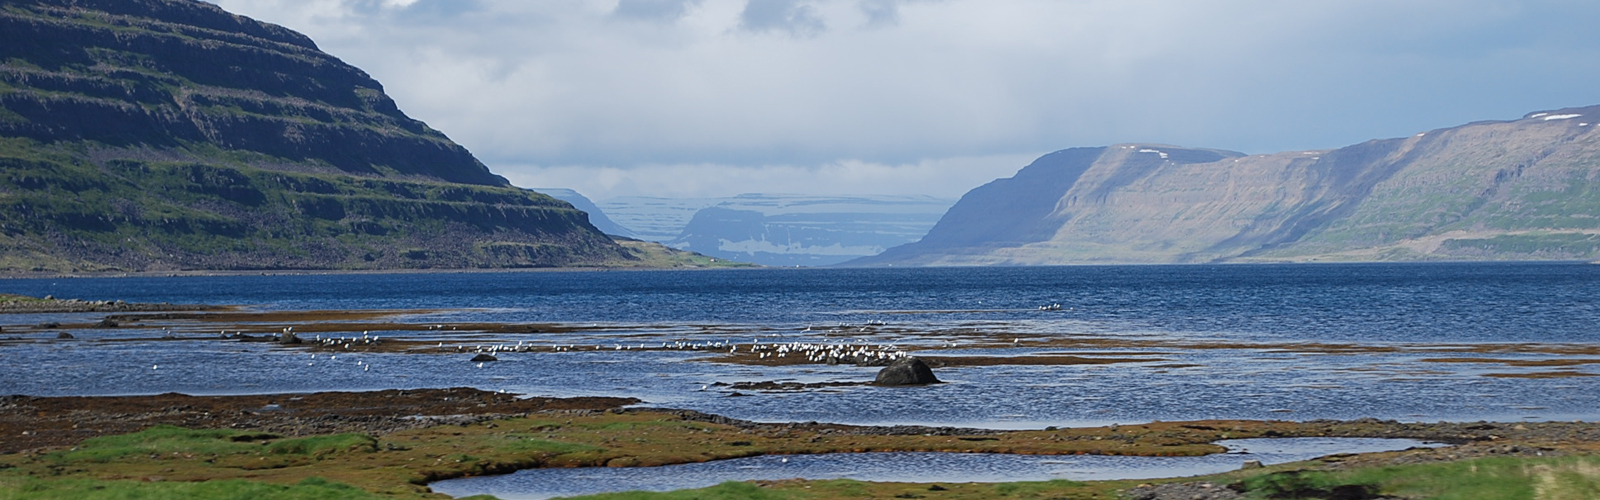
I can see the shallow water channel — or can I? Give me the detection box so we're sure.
[429,437,1445,500]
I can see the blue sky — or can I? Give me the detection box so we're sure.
[209,0,1600,199]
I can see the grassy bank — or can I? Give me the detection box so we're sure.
[1,408,1598,499]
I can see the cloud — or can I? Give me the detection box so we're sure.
[739,0,826,37]
[613,0,702,22]
[207,0,1600,198]
[856,0,902,27]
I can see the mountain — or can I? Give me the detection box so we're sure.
[599,194,954,266]
[532,188,634,238]
[596,196,722,242]
[0,0,633,272]
[661,194,955,266]
[850,106,1600,266]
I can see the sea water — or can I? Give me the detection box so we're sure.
[1,263,1597,426]
[427,437,1447,500]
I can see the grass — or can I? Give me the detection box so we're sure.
[0,476,389,500]
[4,414,1600,500]
[42,426,382,465]
[0,414,1251,499]
[1235,455,1600,499]
[0,147,631,271]
[554,478,1108,500]
[45,426,276,463]
[564,481,797,500]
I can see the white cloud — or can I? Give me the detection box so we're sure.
[207,0,1600,198]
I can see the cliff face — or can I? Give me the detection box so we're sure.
[0,0,632,272]
[852,105,1600,266]
[0,0,505,185]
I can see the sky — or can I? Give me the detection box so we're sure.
[207,0,1600,200]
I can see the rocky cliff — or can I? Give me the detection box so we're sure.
[851,105,1600,265]
[0,0,632,272]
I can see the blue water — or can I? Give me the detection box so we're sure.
[2,263,1597,427]
[6,263,1596,341]
[430,437,1447,500]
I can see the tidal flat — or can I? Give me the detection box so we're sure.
[4,386,1600,500]
[4,264,1600,498]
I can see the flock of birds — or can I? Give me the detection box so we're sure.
[305,329,385,349]
[442,336,911,365]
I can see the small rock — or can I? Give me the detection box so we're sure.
[470,354,498,362]
[36,322,59,329]
[93,319,119,328]
[55,332,74,339]
[1240,459,1263,469]
[874,357,940,386]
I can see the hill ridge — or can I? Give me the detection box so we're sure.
[849,105,1600,266]
[0,0,635,272]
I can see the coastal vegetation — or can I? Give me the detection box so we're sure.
[2,406,1599,500]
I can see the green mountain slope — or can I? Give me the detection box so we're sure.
[0,0,634,272]
[851,105,1600,266]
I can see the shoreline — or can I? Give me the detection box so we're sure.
[6,387,1596,458]
[0,294,228,314]
[0,264,780,280]
[3,387,1597,499]
[4,259,1596,281]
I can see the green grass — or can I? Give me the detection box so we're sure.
[492,435,603,455]
[0,476,388,500]
[46,426,273,463]
[44,426,379,464]
[266,434,378,457]
[1440,233,1600,257]
[0,146,629,271]
[566,481,796,500]
[1237,455,1600,499]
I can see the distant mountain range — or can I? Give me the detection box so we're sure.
[594,194,955,266]
[533,188,635,238]
[851,105,1600,266]
[0,0,636,272]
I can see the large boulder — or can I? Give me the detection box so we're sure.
[874,357,940,386]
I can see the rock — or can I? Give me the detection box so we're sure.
[470,354,498,362]
[36,322,59,329]
[279,331,301,344]
[93,319,119,328]
[55,332,74,339]
[1241,459,1263,469]
[874,357,940,386]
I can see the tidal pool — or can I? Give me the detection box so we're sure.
[429,437,1445,500]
